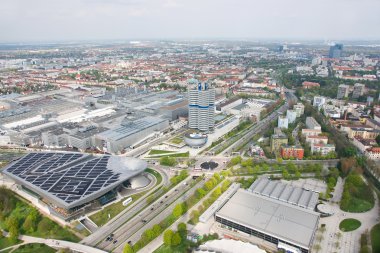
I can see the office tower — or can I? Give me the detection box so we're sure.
[352,83,365,99]
[188,83,215,132]
[337,84,349,99]
[329,44,343,58]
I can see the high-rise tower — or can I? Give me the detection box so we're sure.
[188,83,215,132]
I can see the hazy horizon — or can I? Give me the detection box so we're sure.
[2,0,380,43]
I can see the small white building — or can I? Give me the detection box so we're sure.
[286,109,297,124]
[278,116,289,129]
[311,143,335,155]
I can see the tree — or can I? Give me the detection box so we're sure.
[163,229,174,246]
[9,225,19,242]
[177,222,187,232]
[123,244,134,253]
[282,169,290,179]
[172,204,183,218]
[196,188,206,199]
[152,224,162,237]
[171,232,182,246]
[37,217,53,232]
[22,215,35,233]
[142,228,155,241]
[294,170,301,179]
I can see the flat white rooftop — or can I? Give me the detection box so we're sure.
[216,189,320,250]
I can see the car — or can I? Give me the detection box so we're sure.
[175,189,178,192]
[142,219,147,223]
[113,240,118,244]
[128,241,132,244]
[165,195,168,198]
[160,201,163,203]
[106,237,111,241]
[150,207,154,211]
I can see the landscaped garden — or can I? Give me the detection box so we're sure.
[339,218,361,232]
[0,187,79,243]
[340,174,374,213]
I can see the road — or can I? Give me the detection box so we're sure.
[81,167,169,246]
[0,232,107,253]
[109,178,206,252]
[222,102,288,156]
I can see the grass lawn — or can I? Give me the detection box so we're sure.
[339,218,361,232]
[340,174,374,213]
[341,197,374,213]
[371,223,380,253]
[12,243,55,253]
[89,190,147,226]
[149,149,176,155]
[170,137,183,145]
[0,237,22,249]
[149,152,190,158]
[146,168,163,185]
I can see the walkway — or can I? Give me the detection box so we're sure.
[0,232,108,253]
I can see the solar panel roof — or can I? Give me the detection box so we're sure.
[3,152,147,209]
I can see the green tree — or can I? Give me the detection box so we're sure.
[171,232,182,246]
[294,169,301,179]
[22,215,35,233]
[172,204,183,218]
[123,243,134,253]
[152,224,162,237]
[163,229,174,246]
[177,222,187,232]
[9,225,19,242]
[196,188,206,199]
[37,217,53,232]
[282,169,290,179]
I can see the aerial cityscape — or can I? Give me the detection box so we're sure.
[0,1,380,253]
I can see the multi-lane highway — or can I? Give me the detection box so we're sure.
[111,179,205,253]
[100,177,205,252]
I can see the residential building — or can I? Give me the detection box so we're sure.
[293,103,305,117]
[365,147,380,160]
[305,135,328,145]
[337,84,349,99]
[280,145,304,159]
[311,143,335,155]
[270,133,288,152]
[306,117,321,130]
[188,83,215,132]
[348,127,380,139]
[352,83,365,99]
[302,128,322,137]
[302,81,320,89]
[286,109,297,124]
[313,96,326,108]
[329,44,343,58]
[278,116,289,129]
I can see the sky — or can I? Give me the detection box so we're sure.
[1,0,380,42]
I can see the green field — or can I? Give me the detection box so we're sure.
[340,174,374,213]
[170,137,183,145]
[12,243,55,253]
[339,219,361,232]
[371,223,380,253]
[0,237,22,250]
[149,149,176,155]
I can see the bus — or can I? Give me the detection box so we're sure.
[122,197,132,206]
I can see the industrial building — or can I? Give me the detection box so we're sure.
[3,152,147,220]
[96,116,169,154]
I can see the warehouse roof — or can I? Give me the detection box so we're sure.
[216,189,319,249]
[248,177,319,210]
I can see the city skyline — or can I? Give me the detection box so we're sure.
[1,0,380,42]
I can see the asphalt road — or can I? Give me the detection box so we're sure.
[101,177,205,252]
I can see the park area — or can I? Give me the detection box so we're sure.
[339,218,361,232]
[340,174,374,213]
[0,188,79,243]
